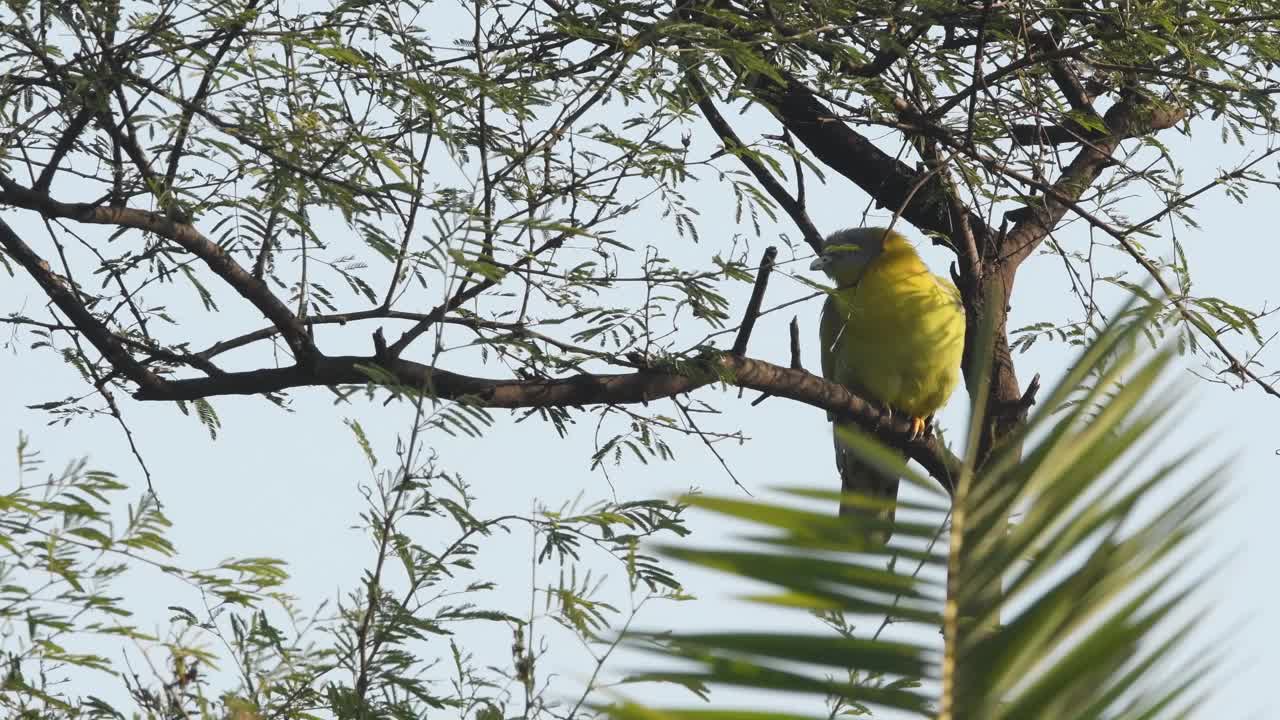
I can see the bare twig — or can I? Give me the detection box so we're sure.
[675,399,751,495]
[1015,373,1041,414]
[789,316,803,369]
[732,246,778,355]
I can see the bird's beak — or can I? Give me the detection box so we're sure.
[809,256,828,271]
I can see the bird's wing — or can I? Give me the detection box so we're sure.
[819,293,838,382]
[820,292,899,544]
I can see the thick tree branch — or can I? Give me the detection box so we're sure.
[1008,122,1105,145]
[997,95,1186,276]
[0,217,168,394]
[753,71,989,244]
[932,92,1184,453]
[968,143,1280,401]
[0,175,316,364]
[1034,41,1096,114]
[131,351,959,490]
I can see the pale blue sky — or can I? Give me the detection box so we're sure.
[2,8,1278,717]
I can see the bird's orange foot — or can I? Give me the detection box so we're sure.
[908,416,928,441]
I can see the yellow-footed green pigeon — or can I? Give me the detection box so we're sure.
[811,227,965,542]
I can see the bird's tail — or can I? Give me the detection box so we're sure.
[833,420,901,544]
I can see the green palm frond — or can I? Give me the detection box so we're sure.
[605,307,1226,719]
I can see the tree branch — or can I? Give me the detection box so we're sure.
[163,7,258,190]
[0,217,168,394]
[1008,122,1105,145]
[34,106,95,192]
[685,69,824,253]
[386,233,567,356]
[0,175,316,364]
[754,71,989,243]
[731,246,777,355]
[131,352,960,491]
[996,95,1186,274]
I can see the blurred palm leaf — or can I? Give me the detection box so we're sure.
[605,307,1225,719]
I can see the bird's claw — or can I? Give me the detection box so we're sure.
[907,416,929,441]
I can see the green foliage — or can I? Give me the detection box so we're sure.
[606,310,1224,719]
[0,434,286,717]
[1,0,1275,718]
[5,0,1278,467]
[1,414,691,719]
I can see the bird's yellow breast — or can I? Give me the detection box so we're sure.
[821,240,966,419]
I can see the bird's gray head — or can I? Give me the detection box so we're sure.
[809,227,891,280]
